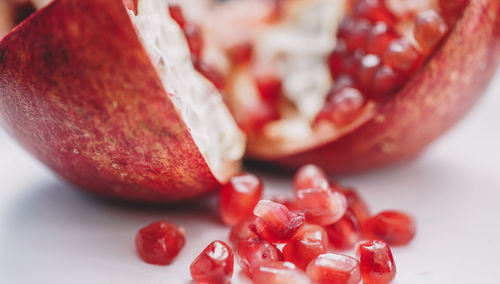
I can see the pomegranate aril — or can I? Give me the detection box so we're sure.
[365,210,416,246]
[306,253,361,284]
[384,38,422,74]
[315,87,365,127]
[192,58,226,90]
[253,200,305,243]
[338,17,372,52]
[229,215,259,247]
[219,173,263,226]
[135,221,185,265]
[352,0,396,25]
[253,64,283,104]
[371,65,405,98]
[332,74,356,93]
[124,0,138,16]
[341,188,371,223]
[366,22,398,56]
[414,10,448,54]
[282,224,329,270]
[190,241,234,284]
[328,42,347,78]
[357,239,396,284]
[294,164,328,192]
[357,54,381,92]
[295,187,347,226]
[168,4,186,29]
[325,210,362,250]
[228,42,253,65]
[237,238,283,278]
[184,23,204,59]
[253,261,311,284]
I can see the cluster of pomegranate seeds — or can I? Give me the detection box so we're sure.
[219,173,263,226]
[135,221,185,265]
[190,241,234,284]
[306,253,361,284]
[237,238,284,277]
[365,211,416,246]
[357,239,397,284]
[282,224,329,270]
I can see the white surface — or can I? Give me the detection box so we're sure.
[1,70,500,283]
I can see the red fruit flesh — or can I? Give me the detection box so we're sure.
[357,239,396,284]
[366,22,398,56]
[184,22,204,59]
[324,210,362,250]
[293,164,329,192]
[135,221,185,265]
[295,188,347,226]
[219,173,263,226]
[253,261,311,284]
[341,189,371,223]
[306,253,361,284]
[229,215,259,247]
[253,200,305,243]
[365,211,416,246]
[414,10,448,54]
[282,224,329,270]
[237,238,283,278]
[253,64,283,104]
[168,4,186,29]
[315,87,366,127]
[190,241,234,284]
[384,38,422,74]
[338,17,372,52]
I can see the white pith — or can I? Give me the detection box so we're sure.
[128,0,245,181]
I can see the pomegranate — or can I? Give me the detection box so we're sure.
[252,200,305,243]
[295,187,347,226]
[364,210,416,246]
[190,241,234,284]
[306,253,361,284]
[135,221,185,265]
[236,238,284,278]
[356,239,397,284]
[324,210,362,250]
[282,224,329,270]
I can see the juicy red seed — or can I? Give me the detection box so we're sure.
[338,17,372,52]
[328,42,347,78]
[229,215,259,247]
[192,58,226,90]
[237,238,284,278]
[414,10,448,54]
[237,95,280,132]
[343,51,364,78]
[295,187,347,226]
[294,164,329,192]
[252,200,305,243]
[365,211,416,246]
[357,54,381,92]
[306,253,361,284]
[366,22,398,56]
[352,0,396,25]
[219,173,263,226]
[271,196,297,211]
[324,210,362,250]
[253,261,310,284]
[356,239,396,284]
[168,4,186,29]
[438,0,469,25]
[228,42,254,65]
[282,224,329,270]
[341,189,371,223]
[384,38,422,74]
[190,241,234,284]
[371,65,405,99]
[253,65,283,104]
[135,221,185,265]
[123,0,139,16]
[184,23,204,59]
[332,74,356,93]
[315,87,365,127]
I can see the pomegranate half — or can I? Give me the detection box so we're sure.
[0,0,246,202]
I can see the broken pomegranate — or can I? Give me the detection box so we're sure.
[190,241,234,284]
[237,238,283,278]
[252,200,305,243]
[135,221,185,266]
[365,210,416,246]
[282,224,329,270]
[357,239,397,284]
[306,253,361,284]
[253,261,311,284]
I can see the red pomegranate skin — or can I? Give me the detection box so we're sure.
[248,0,500,173]
[0,0,234,202]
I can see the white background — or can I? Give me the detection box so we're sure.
[0,70,499,283]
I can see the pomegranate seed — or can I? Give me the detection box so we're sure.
[184,23,204,59]
[332,74,356,93]
[356,239,396,284]
[253,64,283,104]
[306,253,361,284]
[295,187,347,226]
[343,51,364,78]
[352,0,396,25]
[237,95,281,132]
[438,0,468,25]
[124,0,138,16]
[282,224,329,270]
[294,164,328,192]
[315,87,365,127]
[371,65,405,98]
[229,215,259,247]
[219,173,263,226]
[357,54,381,92]
[271,196,297,211]
[366,22,398,56]
[253,261,311,284]
[384,38,422,74]
[365,210,416,246]
[341,189,371,223]
[237,238,283,278]
[192,58,226,90]
[190,241,234,284]
[414,10,448,54]
[228,42,254,65]
[135,221,185,265]
[168,4,186,29]
[324,210,362,250]
[338,17,372,52]
[253,200,305,243]
[328,42,347,78]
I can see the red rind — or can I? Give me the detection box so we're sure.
[0,0,228,201]
[248,0,500,173]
